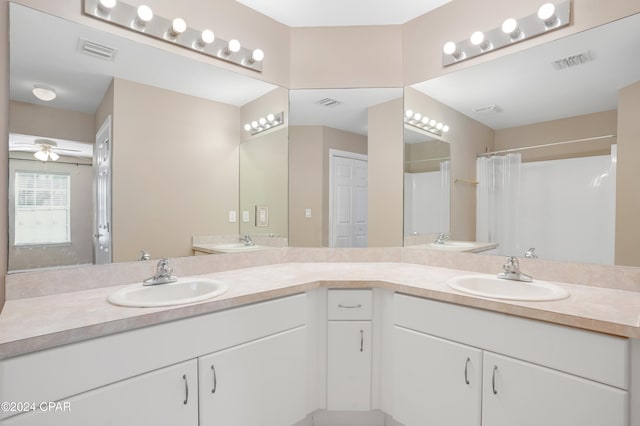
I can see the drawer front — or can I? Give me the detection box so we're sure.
[328,289,373,320]
[394,293,629,389]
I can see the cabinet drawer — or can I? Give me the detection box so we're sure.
[328,289,373,320]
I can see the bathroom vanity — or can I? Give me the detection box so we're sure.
[0,260,638,426]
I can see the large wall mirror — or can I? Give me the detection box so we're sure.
[289,88,402,247]
[8,3,288,271]
[405,13,640,266]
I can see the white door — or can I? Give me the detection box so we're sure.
[483,352,628,426]
[394,326,482,426]
[327,321,372,411]
[330,150,368,247]
[93,116,112,264]
[3,360,198,426]
[199,327,307,426]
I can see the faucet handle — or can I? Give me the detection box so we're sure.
[157,258,172,273]
[503,256,519,273]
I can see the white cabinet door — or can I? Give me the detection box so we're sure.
[4,359,198,426]
[393,326,482,426]
[483,352,628,426]
[327,321,372,411]
[199,326,307,426]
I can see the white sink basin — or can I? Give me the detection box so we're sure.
[429,241,477,249]
[108,277,229,307]
[447,274,569,301]
[211,243,267,252]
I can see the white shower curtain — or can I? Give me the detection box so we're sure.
[476,153,521,255]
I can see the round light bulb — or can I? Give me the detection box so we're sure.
[201,29,215,44]
[429,119,437,127]
[267,113,275,122]
[251,121,259,129]
[443,41,457,55]
[244,124,252,132]
[421,117,430,126]
[443,125,450,133]
[251,49,265,62]
[470,31,485,46]
[228,39,241,53]
[502,18,518,34]
[98,0,116,12]
[405,109,414,118]
[259,117,267,126]
[538,3,556,21]
[171,18,187,35]
[436,122,443,130]
[34,150,48,161]
[137,5,153,22]
[49,151,60,161]
[413,112,422,121]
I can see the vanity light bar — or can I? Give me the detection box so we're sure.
[404,110,449,136]
[243,112,284,136]
[442,0,570,66]
[84,0,264,72]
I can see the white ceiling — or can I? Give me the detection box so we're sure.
[234,0,451,27]
[412,13,640,130]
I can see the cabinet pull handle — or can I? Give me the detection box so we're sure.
[491,366,498,395]
[464,357,471,385]
[338,303,362,309]
[211,364,217,394]
[183,374,189,405]
[360,329,364,352]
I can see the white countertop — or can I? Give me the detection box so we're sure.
[1,262,638,360]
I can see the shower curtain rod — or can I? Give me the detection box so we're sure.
[404,156,450,164]
[476,134,616,157]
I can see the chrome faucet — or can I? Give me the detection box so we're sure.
[434,232,450,245]
[143,258,178,286]
[524,248,538,259]
[497,256,532,282]
[138,250,151,261]
[240,235,255,246]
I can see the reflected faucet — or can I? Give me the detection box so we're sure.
[143,258,178,286]
[139,250,151,261]
[497,256,532,282]
[434,233,450,245]
[524,248,538,259]
[240,235,255,246]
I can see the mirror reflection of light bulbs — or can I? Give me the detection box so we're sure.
[436,122,443,130]
[538,3,557,27]
[244,124,252,132]
[201,30,215,44]
[259,117,267,126]
[421,117,430,126]
[429,119,437,127]
[170,18,186,36]
[251,121,259,129]
[413,112,422,121]
[267,113,275,122]
[98,0,116,13]
[136,5,153,26]
[502,18,518,35]
[443,125,450,133]
[405,110,414,118]
[49,151,60,161]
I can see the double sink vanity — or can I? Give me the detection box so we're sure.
[1,250,638,426]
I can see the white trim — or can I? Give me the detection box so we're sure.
[328,149,368,248]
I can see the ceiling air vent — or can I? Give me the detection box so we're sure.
[552,51,592,70]
[77,38,118,61]
[472,104,501,114]
[315,97,342,107]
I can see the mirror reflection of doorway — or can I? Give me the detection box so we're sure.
[329,149,368,248]
[94,116,112,264]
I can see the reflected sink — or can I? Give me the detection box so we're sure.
[447,274,569,301]
[211,243,267,252]
[108,277,229,307]
[429,241,477,249]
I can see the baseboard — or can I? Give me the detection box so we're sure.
[294,410,402,426]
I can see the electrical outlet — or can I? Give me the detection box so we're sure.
[228,210,237,223]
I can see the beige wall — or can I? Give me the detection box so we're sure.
[111,78,240,261]
[9,101,95,142]
[289,126,367,246]
[368,97,404,246]
[404,139,450,173]
[615,81,640,266]
[290,25,403,89]
[494,110,618,162]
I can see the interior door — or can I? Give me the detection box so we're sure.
[94,116,112,264]
[330,151,368,247]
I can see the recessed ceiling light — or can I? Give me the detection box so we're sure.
[32,85,56,101]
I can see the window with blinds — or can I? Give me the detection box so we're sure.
[15,171,71,246]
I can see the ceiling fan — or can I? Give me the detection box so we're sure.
[10,138,85,161]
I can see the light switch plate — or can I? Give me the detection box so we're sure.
[255,205,269,227]
[305,208,312,218]
[242,210,250,223]
[228,210,237,223]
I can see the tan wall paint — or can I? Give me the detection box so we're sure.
[96,79,114,134]
[290,25,403,89]
[405,140,450,173]
[9,101,95,142]
[494,110,618,162]
[368,98,404,246]
[615,81,640,266]
[111,78,240,261]
[289,126,367,246]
